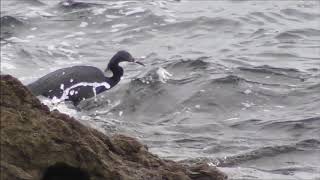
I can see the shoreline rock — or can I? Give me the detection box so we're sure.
[0,74,227,180]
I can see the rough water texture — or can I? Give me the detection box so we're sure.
[1,0,320,179]
[0,74,227,180]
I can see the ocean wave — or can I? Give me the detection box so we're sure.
[58,0,101,9]
[260,116,320,132]
[3,1,319,179]
[286,28,320,38]
[215,139,319,167]
[0,16,26,39]
[230,119,262,129]
[129,13,166,28]
[306,82,320,90]
[276,28,320,43]
[211,75,244,84]
[165,57,210,70]
[158,16,241,32]
[238,65,304,80]
[275,32,303,41]
[0,16,24,28]
[281,8,320,20]
[22,0,45,6]
[257,166,317,176]
[249,12,280,24]
[4,0,45,7]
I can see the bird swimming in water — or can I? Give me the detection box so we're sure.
[27,50,144,106]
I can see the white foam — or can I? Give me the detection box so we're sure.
[92,8,107,15]
[158,1,167,9]
[105,15,121,19]
[124,7,145,16]
[59,41,71,47]
[58,47,76,54]
[226,117,239,121]
[244,89,252,94]
[1,62,16,70]
[207,162,216,167]
[7,37,30,43]
[26,35,36,39]
[111,24,128,28]
[62,2,70,6]
[79,22,88,28]
[48,45,55,51]
[110,29,119,33]
[156,67,172,83]
[164,18,176,23]
[39,97,87,120]
[241,102,255,108]
[64,32,85,38]
[107,1,135,6]
[26,7,55,18]
[60,83,64,90]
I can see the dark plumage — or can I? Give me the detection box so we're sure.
[27,50,144,106]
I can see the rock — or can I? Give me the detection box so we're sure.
[0,74,227,180]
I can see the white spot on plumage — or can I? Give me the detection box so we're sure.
[70,90,75,96]
[54,82,111,103]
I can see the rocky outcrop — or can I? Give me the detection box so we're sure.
[0,75,227,180]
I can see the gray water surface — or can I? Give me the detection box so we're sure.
[1,0,320,179]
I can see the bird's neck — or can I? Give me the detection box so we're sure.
[106,64,123,88]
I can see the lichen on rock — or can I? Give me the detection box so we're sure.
[0,75,227,180]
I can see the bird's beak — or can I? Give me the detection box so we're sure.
[135,61,145,66]
[132,58,145,66]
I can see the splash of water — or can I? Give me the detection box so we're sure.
[156,67,172,83]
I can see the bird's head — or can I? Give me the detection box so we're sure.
[106,50,145,72]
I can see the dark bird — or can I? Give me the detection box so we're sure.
[27,50,144,106]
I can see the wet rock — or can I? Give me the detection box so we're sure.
[0,74,227,180]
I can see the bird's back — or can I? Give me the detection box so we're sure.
[27,66,107,104]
